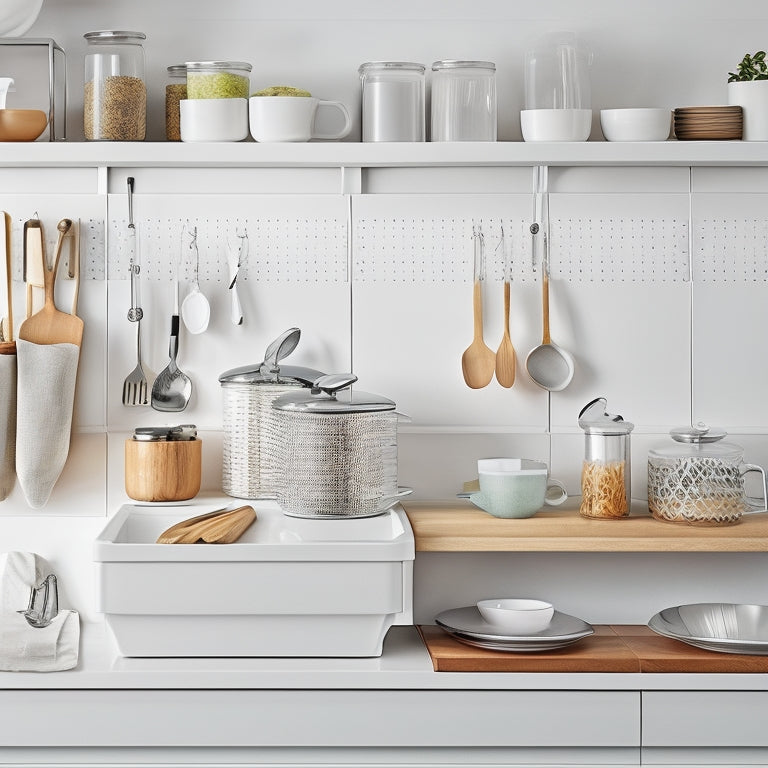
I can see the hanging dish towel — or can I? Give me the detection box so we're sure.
[15,339,79,508]
[0,353,15,500]
[0,551,79,672]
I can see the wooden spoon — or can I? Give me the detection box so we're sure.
[461,279,496,389]
[18,218,84,347]
[156,505,256,544]
[495,277,516,388]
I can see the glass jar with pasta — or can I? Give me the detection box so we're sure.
[578,397,634,519]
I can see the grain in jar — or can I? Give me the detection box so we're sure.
[84,30,146,141]
[186,61,252,100]
[165,64,187,141]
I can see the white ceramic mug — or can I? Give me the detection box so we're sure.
[470,458,568,519]
[180,98,249,142]
[249,96,352,142]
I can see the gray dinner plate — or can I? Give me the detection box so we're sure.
[648,603,768,655]
[442,627,592,653]
[435,606,594,644]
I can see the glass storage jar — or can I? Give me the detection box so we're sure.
[165,64,186,141]
[430,60,497,141]
[647,424,768,526]
[359,61,426,142]
[83,30,146,141]
[186,61,252,100]
[578,397,634,519]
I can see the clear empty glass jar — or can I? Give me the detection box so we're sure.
[430,60,497,141]
[359,61,425,142]
[83,30,146,141]
[165,64,187,141]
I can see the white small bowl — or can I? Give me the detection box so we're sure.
[477,598,554,634]
[180,98,249,142]
[600,108,671,142]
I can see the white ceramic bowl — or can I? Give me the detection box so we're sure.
[600,108,671,142]
[520,108,592,142]
[180,98,249,142]
[477,598,555,634]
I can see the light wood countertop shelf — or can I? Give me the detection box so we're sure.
[402,501,768,553]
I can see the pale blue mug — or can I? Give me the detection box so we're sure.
[469,458,567,519]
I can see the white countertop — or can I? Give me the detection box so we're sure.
[2,622,767,692]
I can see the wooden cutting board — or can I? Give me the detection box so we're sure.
[418,624,768,674]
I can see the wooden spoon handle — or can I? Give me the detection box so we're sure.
[541,269,551,345]
[472,280,484,341]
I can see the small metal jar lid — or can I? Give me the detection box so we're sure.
[167,64,187,76]
[669,423,727,444]
[185,61,252,72]
[431,60,496,71]
[218,363,322,387]
[272,373,395,415]
[132,424,197,441]
[578,397,634,435]
[84,30,146,42]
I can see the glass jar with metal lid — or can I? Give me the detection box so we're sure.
[165,64,187,141]
[648,424,767,526]
[359,61,426,142]
[83,30,146,141]
[271,373,409,518]
[186,61,252,100]
[578,397,634,519]
[218,329,323,500]
[430,60,497,141]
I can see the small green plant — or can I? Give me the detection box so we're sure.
[728,51,768,82]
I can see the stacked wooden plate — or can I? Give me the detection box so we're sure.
[673,105,742,140]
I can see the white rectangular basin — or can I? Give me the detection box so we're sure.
[94,501,414,658]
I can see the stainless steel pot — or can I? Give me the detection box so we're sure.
[271,373,408,518]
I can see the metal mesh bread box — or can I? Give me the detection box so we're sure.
[94,501,414,657]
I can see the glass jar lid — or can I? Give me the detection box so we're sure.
[431,60,496,71]
[669,423,727,444]
[359,61,426,75]
[185,61,252,73]
[84,30,146,42]
[167,64,187,76]
[648,423,743,461]
[272,373,395,414]
[578,397,634,435]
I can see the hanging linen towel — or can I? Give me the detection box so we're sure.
[0,551,79,672]
[0,353,15,500]
[15,339,79,508]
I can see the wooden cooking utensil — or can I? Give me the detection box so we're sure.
[18,218,84,347]
[156,505,256,544]
[461,227,495,389]
[0,211,13,355]
[23,217,45,319]
[495,248,516,388]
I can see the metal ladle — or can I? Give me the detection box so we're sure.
[525,166,574,391]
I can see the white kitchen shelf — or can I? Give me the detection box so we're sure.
[3,140,768,168]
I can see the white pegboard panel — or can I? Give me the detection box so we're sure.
[550,217,689,283]
[695,218,768,282]
[353,217,534,284]
[107,215,347,283]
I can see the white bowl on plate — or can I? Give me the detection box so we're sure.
[477,598,554,634]
[600,108,671,142]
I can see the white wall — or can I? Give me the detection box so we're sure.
[0,1,767,626]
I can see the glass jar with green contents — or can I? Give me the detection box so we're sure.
[165,64,187,141]
[186,61,252,100]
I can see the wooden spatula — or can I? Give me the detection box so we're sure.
[156,505,256,544]
[18,218,84,347]
[0,211,13,355]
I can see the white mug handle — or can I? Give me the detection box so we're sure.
[544,478,568,506]
[312,100,352,140]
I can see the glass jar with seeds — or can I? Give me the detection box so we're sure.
[186,61,252,100]
[84,30,146,141]
[165,64,187,141]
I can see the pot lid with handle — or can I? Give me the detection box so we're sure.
[272,373,396,414]
[218,327,323,387]
[650,422,745,460]
[578,396,634,435]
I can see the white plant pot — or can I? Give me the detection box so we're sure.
[520,108,592,142]
[728,80,768,141]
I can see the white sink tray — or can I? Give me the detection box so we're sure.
[94,501,415,658]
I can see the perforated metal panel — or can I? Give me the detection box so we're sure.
[696,217,768,282]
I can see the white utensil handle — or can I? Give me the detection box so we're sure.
[230,281,243,325]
